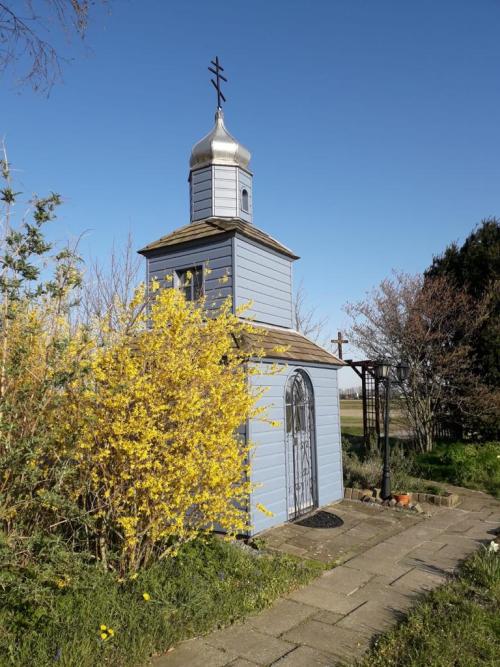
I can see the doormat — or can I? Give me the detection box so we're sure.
[296,510,344,529]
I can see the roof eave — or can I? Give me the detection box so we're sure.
[249,354,345,367]
[138,218,299,260]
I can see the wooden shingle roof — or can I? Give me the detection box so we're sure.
[138,218,299,260]
[236,325,345,367]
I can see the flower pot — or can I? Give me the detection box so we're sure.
[393,493,410,506]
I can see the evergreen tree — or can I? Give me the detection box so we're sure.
[426,218,500,389]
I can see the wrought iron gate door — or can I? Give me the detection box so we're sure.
[285,371,317,520]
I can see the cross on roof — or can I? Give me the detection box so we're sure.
[208,56,227,109]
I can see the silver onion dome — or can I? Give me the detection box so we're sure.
[190,109,251,170]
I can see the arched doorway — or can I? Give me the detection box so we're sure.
[285,370,317,520]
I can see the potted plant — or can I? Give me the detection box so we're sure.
[393,491,411,506]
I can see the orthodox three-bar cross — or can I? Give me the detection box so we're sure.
[209,56,227,109]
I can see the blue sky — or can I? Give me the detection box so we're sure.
[2,0,499,387]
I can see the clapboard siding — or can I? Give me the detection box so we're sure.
[237,244,291,274]
[234,237,293,328]
[148,240,231,269]
[191,167,213,220]
[248,362,343,534]
[146,237,233,311]
[237,269,291,296]
[213,165,237,219]
[190,165,253,223]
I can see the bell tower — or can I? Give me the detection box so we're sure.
[189,58,253,224]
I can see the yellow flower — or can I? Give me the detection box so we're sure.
[129,573,138,580]
[99,624,114,640]
[142,592,151,601]
[256,503,274,518]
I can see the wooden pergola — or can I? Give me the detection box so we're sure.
[332,332,382,449]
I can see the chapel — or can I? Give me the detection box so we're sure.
[139,62,344,533]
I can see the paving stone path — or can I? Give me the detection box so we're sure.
[151,486,500,667]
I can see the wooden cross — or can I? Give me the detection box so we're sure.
[208,56,227,109]
[331,331,349,360]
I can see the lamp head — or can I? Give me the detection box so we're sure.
[374,359,391,380]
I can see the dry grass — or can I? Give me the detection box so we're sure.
[340,399,409,438]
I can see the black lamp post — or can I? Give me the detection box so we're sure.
[374,359,410,501]
[374,359,392,500]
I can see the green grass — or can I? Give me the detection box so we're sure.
[0,533,323,667]
[340,400,364,437]
[340,416,364,437]
[416,441,500,499]
[358,545,500,667]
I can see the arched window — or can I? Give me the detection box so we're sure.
[241,188,249,213]
[285,370,317,520]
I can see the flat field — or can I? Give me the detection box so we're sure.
[340,399,408,437]
[340,399,364,436]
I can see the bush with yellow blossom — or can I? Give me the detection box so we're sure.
[0,151,276,574]
[58,283,270,571]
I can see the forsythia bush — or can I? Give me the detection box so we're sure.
[57,283,269,571]
[1,154,276,574]
[0,300,89,536]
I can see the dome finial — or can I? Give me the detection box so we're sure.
[189,103,251,170]
[208,56,227,110]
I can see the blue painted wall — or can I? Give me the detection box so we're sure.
[146,233,294,326]
[190,166,253,223]
[248,361,343,535]
[234,236,293,328]
[146,236,233,311]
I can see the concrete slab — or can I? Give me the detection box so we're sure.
[336,599,405,634]
[390,567,447,594]
[151,639,235,667]
[315,566,374,595]
[312,610,344,626]
[245,599,317,637]
[444,518,479,534]
[205,626,293,665]
[464,523,499,540]
[282,620,370,661]
[287,582,366,614]
[271,645,335,667]
[343,556,412,580]
[400,553,461,576]
[346,581,416,613]
[425,509,468,531]
[437,541,482,561]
